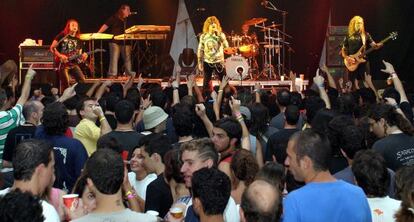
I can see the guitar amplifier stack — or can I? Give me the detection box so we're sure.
[19,46,58,86]
[325,26,347,79]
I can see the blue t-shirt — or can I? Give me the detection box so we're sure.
[282,180,371,222]
[35,126,88,192]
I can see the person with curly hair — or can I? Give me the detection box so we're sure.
[197,16,229,91]
[230,149,259,205]
[35,102,88,192]
[394,176,414,222]
[0,190,45,222]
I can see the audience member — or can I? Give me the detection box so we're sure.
[352,149,401,222]
[35,102,88,192]
[191,168,231,222]
[72,149,156,222]
[240,179,281,222]
[0,139,59,221]
[283,129,371,221]
[75,97,111,156]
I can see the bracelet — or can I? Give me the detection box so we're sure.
[125,190,137,200]
[99,116,106,122]
[254,89,260,93]
[236,115,244,122]
[218,89,223,93]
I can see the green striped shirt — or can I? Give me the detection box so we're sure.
[0,104,24,166]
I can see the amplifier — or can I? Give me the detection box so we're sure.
[19,46,54,62]
[328,26,347,36]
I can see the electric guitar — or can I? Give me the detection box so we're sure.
[344,32,398,72]
[56,49,106,70]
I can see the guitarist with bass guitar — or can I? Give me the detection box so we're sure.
[341,16,383,81]
[50,19,87,90]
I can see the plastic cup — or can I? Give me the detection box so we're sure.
[146,210,159,217]
[300,74,305,80]
[170,207,184,219]
[280,75,285,81]
[37,39,43,46]
[62,194,79,211]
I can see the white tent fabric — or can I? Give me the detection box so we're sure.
[169,0,199,77]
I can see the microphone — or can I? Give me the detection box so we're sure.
[130,11,138,15]
[261,0,268,6]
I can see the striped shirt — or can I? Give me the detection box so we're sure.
[0,104,24,166]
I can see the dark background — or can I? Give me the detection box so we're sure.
[1,0,413,85]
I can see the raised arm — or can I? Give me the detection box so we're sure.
[320,65,337,90]
[16,64,36,106]
[230,96,251,151]
[86,81,101,97]
[381,60,408,103]
[122,72,137,98]
[213,75,229,120]
[195,103,213,138]
[254,82,261,103]
[313,69,331,109]
[172,73,180,106]
[95,80,112,100]
[363,72,380,102]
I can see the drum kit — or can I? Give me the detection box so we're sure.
[223,17,291,81]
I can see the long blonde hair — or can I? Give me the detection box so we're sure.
[348,16,365,37]
[202,16,223,34]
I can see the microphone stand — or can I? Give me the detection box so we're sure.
[264,1,288,74]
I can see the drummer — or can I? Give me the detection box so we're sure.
[240,24,259,71]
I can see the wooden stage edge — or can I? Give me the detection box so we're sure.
[80,77,309,90]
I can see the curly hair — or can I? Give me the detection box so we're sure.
[394,176,414,222]
[230,150,259,186]
[348,16,365,37]
[42,102,69,135]
[0,189,45,222]
[202,16,223,34]
[352,149,390,197]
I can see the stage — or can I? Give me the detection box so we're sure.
[80,77,309,91]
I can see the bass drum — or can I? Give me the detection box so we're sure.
[225,55,250,80]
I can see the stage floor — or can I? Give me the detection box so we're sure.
[81,77,309,90]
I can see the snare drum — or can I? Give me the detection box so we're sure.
[225,55,250,80]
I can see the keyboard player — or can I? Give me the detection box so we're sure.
[98,4,136,77]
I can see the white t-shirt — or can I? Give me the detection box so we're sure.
[128,172,157,200]
[367,196,401,222]
[0,188,60,222]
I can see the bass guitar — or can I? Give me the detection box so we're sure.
[344,32,398,72]
[56,49,106,70]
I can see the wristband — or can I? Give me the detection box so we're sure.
[218,89,223,93]
[125,190,137,200]
[236,115,244,122]
[99,116,106,122]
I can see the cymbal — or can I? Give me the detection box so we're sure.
[244,17,267,26]
[79,33,114,40]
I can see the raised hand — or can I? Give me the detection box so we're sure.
[219,75,229,90]
[229,96,241,114]
[195,103,206,118]
[380,60,396,75]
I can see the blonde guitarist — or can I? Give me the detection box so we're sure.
[341,16,382,81]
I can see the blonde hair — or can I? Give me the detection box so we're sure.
[202,16,223,34]
[348,16,365,37]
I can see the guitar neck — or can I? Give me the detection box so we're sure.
[363,36,392,56]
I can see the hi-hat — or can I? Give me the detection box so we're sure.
[79,33,114,40]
